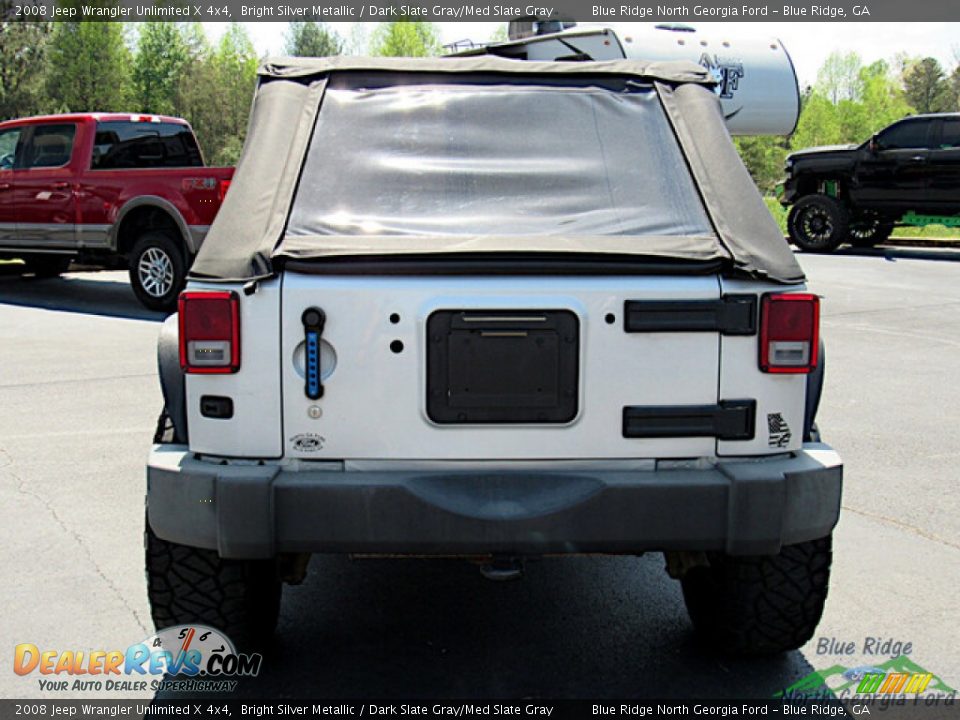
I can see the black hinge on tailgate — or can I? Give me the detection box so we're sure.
[622,400,756,440]
[623,295,756,335]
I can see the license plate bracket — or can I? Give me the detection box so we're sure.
[426,310,579,424]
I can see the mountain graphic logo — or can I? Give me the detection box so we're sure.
[775,656,956,698]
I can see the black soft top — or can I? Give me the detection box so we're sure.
[191,56,803,285]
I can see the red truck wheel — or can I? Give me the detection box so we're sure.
[129,232,186,313]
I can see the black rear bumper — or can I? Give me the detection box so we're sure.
[147,445,842,559]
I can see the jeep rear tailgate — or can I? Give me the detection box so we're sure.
[279,273,723,461]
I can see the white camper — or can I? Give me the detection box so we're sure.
[451,22,801,136]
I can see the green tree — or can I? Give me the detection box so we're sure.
[840,61,914,141]
[345,23,371,55]
[177,23,257,165]
[180,22,206,55]
[0,19,53,120]
[790,92,843,150]
[488,24,510,43]
[47,21,132,111]
[902,57,954,113]
[283,21,343,57]
[133,23,191,116]
[369,21,441,57]
[816,51,863,104]
[177,49,222,159]
[213,24,257,140]
[950,66,960,112]
[788,55,915,154]
[734,136,788,193]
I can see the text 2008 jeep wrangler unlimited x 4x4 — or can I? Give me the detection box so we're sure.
[146,57,842,655]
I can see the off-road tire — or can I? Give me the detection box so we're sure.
[848,218,894,247]
[680,535,832,656]
[23,255,71,278]
[787,195,849,253]
[129,232,186,313]
[146,521,281,651]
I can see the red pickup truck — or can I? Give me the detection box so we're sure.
[0,113,233,311]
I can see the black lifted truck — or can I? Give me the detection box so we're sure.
[781,113,960,252]
[147,57,842,655]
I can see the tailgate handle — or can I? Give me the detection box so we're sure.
[302,307,326,400]
[624,295,756,335]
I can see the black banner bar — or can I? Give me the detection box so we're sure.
[1,0,957,23]
[2,698,960,720]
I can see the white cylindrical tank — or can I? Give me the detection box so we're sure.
[473,23,800,136]
[615,24,800,136]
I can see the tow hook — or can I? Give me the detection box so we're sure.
[479,555,524,581]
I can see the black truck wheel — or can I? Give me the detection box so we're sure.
[787,195,849,253]
[129,232,186,312]
[848,218,894,247]
[23,255,71,278]
[146,521,281,651]
[680,535,832,656]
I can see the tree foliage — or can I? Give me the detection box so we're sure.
[369,21,442,57]
[133,23,192,116]
[179,23,258,165]
[734,135,789,194]
[0,19,52,119]
[488,24,510,43]
[46,21,132,112]
[283,21,343,57]
[212,24,258,138]
[902,57,954,113]
[816,51,863,104]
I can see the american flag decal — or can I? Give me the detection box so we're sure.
[768,413,792,448]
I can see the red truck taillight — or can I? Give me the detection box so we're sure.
[178,291,240,374]
[759,293,819,374]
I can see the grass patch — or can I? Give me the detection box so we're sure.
[764,197,788,234]
[762,196,960,240]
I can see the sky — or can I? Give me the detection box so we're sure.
[205,21,960,87]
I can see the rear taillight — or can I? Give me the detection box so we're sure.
[218,179,231,202]
[178,291,240,374]
[759,293,819,374]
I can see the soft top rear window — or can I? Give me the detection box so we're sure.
[287,80,713,239]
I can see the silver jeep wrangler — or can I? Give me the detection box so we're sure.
[147,57,842,655]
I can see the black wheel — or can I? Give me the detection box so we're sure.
[848,217,894,247]
[23,255,71,278]
[680,535,832,656]
[146,520,281,651]
[787,195,849,253]
[129,231,186,312]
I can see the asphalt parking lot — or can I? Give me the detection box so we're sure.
[1,248,958,700]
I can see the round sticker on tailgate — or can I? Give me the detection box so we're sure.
[291,433,325,452]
